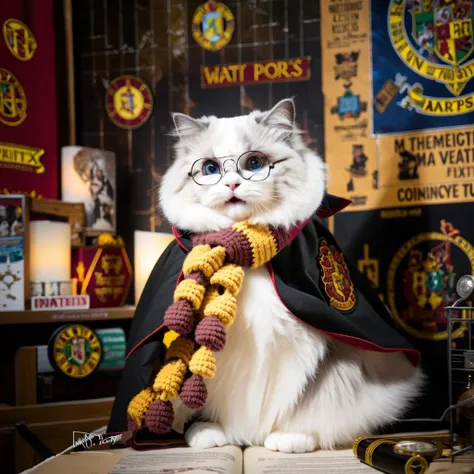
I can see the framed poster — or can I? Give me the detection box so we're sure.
[61,146,116,236]
[0,194,28,310]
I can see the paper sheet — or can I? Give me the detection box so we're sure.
[108,446,243,474]
[243,447,375,474]
[25,451,121,474]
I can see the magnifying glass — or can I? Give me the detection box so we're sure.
[456,275,474,301]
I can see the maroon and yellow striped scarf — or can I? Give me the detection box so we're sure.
[127,221,292,434]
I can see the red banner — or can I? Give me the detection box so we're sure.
[72,247,132,308]
[201,57,311,88]
[0,0,59,198]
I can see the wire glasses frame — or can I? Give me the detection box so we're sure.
[187,151,287,186]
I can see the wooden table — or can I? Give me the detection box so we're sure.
[428,453,474,473]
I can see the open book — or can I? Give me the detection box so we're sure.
[108,445,374,474]
[107,428,456,474]
[28,436,474,474]
[28,429,460,474]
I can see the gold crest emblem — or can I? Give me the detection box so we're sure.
[3,19,37,61]
[0,69,27,127]
[106,75,153,129]
[390,0,474,96]
[318,240,356,311]
[388,220,474,340]
[192,1,235,52]
[49,324,102,378]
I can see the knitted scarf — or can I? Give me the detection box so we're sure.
[127,221,291,434]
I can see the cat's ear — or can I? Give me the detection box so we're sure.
[259,98,295,131]
[172,113,207,139]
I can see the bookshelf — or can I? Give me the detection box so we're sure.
[0,306,135,472]
[0,306,135,325]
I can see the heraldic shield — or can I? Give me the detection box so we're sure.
[434,1,474,66]
[412,1,474,66]
[409,0,474,95]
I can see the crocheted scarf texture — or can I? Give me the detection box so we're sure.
[127,221,292,434]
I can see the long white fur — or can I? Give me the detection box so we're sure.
[159,99,424,453]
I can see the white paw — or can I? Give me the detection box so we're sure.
[185,422,229,449]
[264,432,318,453]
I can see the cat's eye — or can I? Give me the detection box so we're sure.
[202,159,221,176]
[238,152,270,180]
[242,154,265,172]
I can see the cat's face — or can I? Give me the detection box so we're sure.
[160,99,326,233]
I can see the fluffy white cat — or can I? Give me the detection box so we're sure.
[159,99,424,453]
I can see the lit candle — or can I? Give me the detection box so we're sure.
[30,221,71,282]
[134,231,174,305]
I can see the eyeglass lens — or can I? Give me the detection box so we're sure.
[191,152,271,185]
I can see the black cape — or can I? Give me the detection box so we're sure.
[108,195,421,434]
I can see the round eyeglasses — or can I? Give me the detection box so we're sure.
[188,151,287,186]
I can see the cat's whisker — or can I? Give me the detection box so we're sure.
[253,200,274,216]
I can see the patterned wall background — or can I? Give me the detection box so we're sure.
[73,0,323,250]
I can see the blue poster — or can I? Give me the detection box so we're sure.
[371,0,474,135]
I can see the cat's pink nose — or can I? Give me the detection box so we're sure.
[226,183,240,191]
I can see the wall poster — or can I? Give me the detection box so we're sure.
[321,0,377,211]
[322,0,474,212]
[371,0,474,136]
[321,0,474,416]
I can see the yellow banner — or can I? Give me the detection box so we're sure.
[201,57,311,88]
[321,0,474,212]
[0,142,45,174]
[405,86,474,115]
[321,0,375,212]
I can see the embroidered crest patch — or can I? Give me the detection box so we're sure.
[387,219,474,341]
[48,324,102,378]
[106,75,153,130]
[3,19,37,61]
[192,1,235,52]
[0,69,27,127]
[318,239,356,311]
